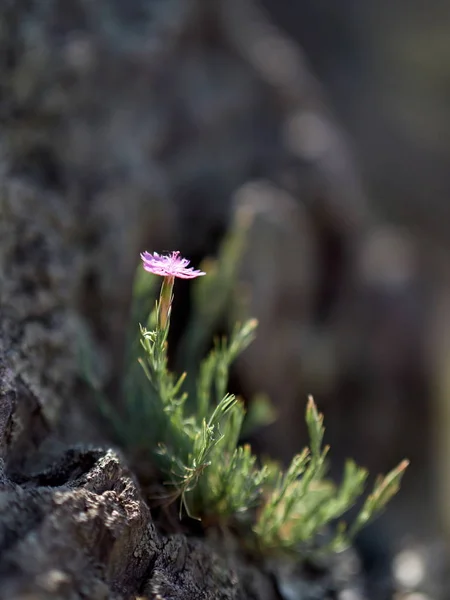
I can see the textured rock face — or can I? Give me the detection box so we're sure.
[0,448,249,599]
[0,449,156,599]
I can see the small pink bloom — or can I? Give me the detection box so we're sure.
[140,251,206,280]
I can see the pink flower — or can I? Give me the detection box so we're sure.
[140,251,206,280]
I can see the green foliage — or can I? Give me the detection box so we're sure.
[140,316,261,519]
[81,207,408,557]
[129,283,408,554]
[253,398,372,553]
[116,205,275,452]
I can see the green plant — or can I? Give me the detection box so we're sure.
[80,212,408,557]
[120,248,408,554]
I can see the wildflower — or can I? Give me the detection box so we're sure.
[141,251,205,330]
[140,251,205,280]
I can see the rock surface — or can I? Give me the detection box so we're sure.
[0,448,243,599]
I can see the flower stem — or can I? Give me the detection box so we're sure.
[159,276,174,331]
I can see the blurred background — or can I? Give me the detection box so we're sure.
[3,0,450,598]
